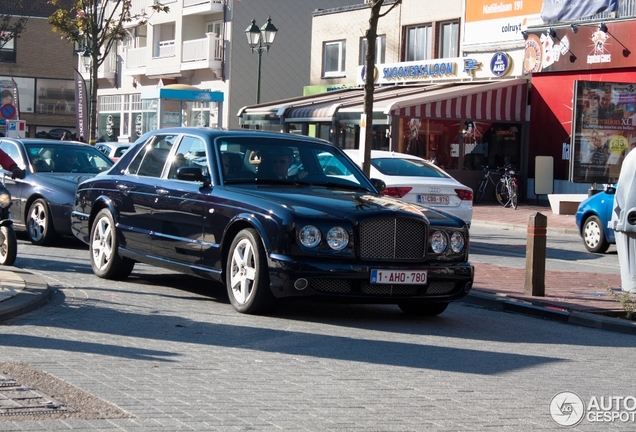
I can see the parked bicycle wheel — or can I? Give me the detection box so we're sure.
[495,179,510,207]
[510,180,518,209]
[475,179,488,203]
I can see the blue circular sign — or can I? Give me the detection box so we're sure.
[490,52,510,77]
[0,103,17,120]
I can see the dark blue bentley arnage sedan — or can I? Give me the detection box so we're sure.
[72,128,473,315]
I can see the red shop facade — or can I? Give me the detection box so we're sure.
[524,19,636,192]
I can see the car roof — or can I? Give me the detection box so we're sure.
[2,138,93,148]
[139,127,336,146]
[344,149,427,162]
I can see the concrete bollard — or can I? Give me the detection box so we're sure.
[524,212,547,296]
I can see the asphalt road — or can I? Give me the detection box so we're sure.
[0,234,633,430]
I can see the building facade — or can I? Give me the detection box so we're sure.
[0,1,78,139]
[86,0,361,143]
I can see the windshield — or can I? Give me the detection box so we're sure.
[26,143,114,173]
[371,157,450,178]
[214,136,374,190]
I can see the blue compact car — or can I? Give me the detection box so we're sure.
[575,186,616,253]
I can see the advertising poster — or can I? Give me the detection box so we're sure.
[570,80,636,183]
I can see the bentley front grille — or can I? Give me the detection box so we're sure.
[359,218,427,259]
[311,279,352,294]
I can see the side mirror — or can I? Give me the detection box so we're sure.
[370,178,386,193]
[176,166,205,182]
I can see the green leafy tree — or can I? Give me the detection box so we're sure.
[362,0,401,176]
[0,0,29,54]
[47,0,168,143]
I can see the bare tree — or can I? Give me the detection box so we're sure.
[362,0,401,176]
[0,0,29,54]
[47,0,168,143]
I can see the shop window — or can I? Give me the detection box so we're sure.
[438,21,459,59]
[405,24,432,61]
[359,35,385,65]
[0,36,16,63]
[36,79,75,115]
[323,40,346,77]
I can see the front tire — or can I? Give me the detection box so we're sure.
[89,209,134,279]
[0,225,17,266]
[495,180,510,207]
[226,228,276,314]
[398,301,449,316]
[582,215,609,253]
[27,199,58,245]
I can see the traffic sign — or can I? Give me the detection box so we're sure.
[0,103,17,120]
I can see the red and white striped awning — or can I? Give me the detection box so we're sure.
[387,79,528,122]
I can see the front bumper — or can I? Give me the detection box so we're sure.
[266,254,474,303]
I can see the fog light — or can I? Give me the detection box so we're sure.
[464,282,472,293]
[294,278,308,290]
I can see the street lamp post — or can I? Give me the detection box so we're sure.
[245,16,278,104]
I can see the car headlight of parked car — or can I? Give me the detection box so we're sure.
[429,229,466,255]
[299,224,350,251]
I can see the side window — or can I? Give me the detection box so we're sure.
[129,134,177,177]
[0,142,23,168]
[323,40,346,77]
[167,135,208,180]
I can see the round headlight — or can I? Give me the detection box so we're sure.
[430,231,447,254]
[299,225,321,248]
[450,231,465,253]
[0,192,11,209]
[326,226,349,251]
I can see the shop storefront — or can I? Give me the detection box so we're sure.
[524,20,636,193]
[97,84,224,143]
[238,73,528,193]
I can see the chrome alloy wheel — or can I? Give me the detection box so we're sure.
[229,237,257,305]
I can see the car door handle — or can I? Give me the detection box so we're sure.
[117,184,129,192]
[157,189,169,195]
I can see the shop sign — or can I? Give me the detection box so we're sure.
[490,52,511,76]
[523,22,636,73]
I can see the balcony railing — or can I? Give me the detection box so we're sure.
[155,40,176,58]
[182,0,223,15]
[182,34,222,63]
[125,46,147,69]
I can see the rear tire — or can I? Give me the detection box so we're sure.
[89,209,135,279]
[510,181,518,210]
[27,198,58,245]
[474,179,487,203]
[226,228,276,314]
[0,225,17,266]
[582,215,609,253]
[398,301,449,316]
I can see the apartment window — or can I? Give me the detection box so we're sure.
[359,35,386,65]
[439,21,459,58]
[406,24,432,61]
[153,22,175,58]
[0,36,16,63]
[323,40,346,77]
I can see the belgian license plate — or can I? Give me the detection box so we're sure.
[370,270,427,285]
[418,195,449,205]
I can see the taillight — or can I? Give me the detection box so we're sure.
[382,186,412,198]
[455,188,473,201]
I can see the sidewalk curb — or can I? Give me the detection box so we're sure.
[464,290,636,336]
[470,220,580,237]
[0,269,50,323]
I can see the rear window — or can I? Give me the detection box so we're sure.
[371,158,450,178]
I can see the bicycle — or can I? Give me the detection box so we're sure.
[495,164,520,209]
[474,165,502,203]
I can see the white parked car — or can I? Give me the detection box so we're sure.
[344,150,473,225]
[95,142,131,162]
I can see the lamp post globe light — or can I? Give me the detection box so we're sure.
[245,16,278,104]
